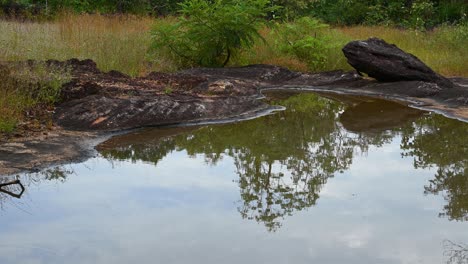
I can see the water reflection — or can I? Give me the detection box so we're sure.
[1,92,467,264]
[444,240,468,264]
[0,167,72,210]
[400,114,468,221]
[3,92,467,231]
[0,178,25,199]
[97,92,468,230]
[338,97,424,133]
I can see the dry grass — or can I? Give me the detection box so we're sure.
[0,13,155,76]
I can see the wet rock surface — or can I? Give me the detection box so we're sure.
[342,38,454,88]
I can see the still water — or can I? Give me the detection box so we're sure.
[1,92,467,264]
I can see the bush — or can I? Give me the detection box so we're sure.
[273,17,334,71]
[365,0,408,26]
[435,0,467,24]
[150,0,277,68]
[407,0,437,29]
[310,0,371,25]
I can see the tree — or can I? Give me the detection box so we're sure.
[150,0,277,67]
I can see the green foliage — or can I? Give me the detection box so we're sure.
[273,17,334,70]
[407,0,437,29]
[435,0,467,24]
[309,0,466,28]
[268,0,315,20]
[150,0,277,67]
[365,0,407,26]
[1,0,466,28]
[310,0,370,25]
[149,0,184,16]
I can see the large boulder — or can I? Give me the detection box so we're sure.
[342,38,453,88]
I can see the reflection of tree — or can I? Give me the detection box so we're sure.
[0,167,72,209]
[401,115,468,221]
[444,240,468,264]
[99,93,392,230]
[97,92,468,229]
[98,127,196,165]
[0,178,25,199]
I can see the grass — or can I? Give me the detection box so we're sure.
[0,13,155,77]
[1,14,466,76]
[0,62,70,133]
[0,14,466,133]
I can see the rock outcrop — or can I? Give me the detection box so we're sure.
[50,58,467,132]
[342,37,454,88]
[52,60,363,131]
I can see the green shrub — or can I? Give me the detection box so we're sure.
[273,17,334,71]
[435,0,467,24]
[407,0,437,29]
[365,0,408,26]
[310,0,370,25]
[150,0,277,67]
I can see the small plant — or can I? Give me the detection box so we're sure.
[164,86,173,94]
[150,0,278,68]
[0,116,16,133]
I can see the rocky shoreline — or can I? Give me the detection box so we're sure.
[1,38,467,176]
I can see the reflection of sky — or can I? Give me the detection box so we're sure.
[0,139,467,264]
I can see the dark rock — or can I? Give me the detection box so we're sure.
[342,38,454,88]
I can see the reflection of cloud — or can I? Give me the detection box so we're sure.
[321,138,436,204]
[338,227,372,248]
[0,136,466,264]
[94,153,238,191]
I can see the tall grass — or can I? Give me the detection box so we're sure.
[0,13,155,76]
[1,14,466,76]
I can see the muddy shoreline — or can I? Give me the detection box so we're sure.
[1,59,467,176]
